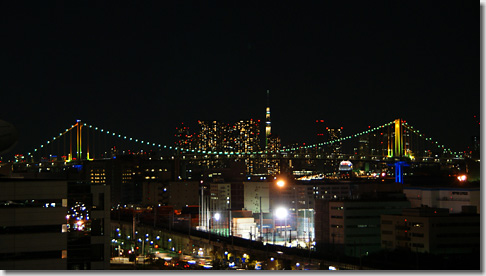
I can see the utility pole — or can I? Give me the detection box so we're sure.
[153,206,157,228]
[132,211,136,269]
[260,196,263,242]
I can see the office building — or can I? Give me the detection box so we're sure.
[381,206,480,255]
[85,157,172,208]
[0,179,68,269]
[158,181,200,210]
[315,198,410,257]
[403,186,480,214]
[314,182,410,258]
[209,182,232,211]
[0,178,110,270]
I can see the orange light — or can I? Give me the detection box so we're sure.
[276,180,285,188]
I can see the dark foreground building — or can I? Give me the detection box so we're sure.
[0,178,110,270]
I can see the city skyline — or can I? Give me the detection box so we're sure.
[0,3,481,270]
[1,3,478,158]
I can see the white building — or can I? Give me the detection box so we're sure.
[243,182,269,213]
[231,217,259,240]
[403,187,480,214]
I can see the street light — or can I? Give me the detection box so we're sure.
[276,180,285,188]
[275,207,288,246]
[214,212,220,235]
[275,207,288,219]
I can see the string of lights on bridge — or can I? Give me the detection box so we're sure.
[401,122,455,156]
[26,119,458,158]
[280,121,396,152]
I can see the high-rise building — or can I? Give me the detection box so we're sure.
[197,120,230,153]
[266,135,281,175]
[357,134,370,157]
[315,120,326,150]
[233,119,261,175]
[232,119,261,153]
[174,122,194,151]
[189,119,262,174]
[326,127,343,156]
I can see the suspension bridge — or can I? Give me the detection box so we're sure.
[22,118,461,163]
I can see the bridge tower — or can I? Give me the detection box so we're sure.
[68,120,90,162]
[394,118,403,157]
[76,120,82,160]
[389,119,409,184]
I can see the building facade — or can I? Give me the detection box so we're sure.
[0,179,110,270]
[0,179,68,269]
[403,187,480,214]
[315,198,411,257]
[381,207,480,255]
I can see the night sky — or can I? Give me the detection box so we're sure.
[1,2,479,159]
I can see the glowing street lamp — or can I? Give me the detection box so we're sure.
[275,207,288,246]
[213,212,221,234]
[275,207,288,219]
[276,180,285,188]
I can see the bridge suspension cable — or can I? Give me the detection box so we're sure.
[26,120,179,162]
[400,121,455,156]
[25,118,461,162]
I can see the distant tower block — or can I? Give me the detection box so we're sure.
[265,90,271,148]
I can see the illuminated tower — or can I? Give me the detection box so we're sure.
[265,90,271,149]
[394,119,403,157]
